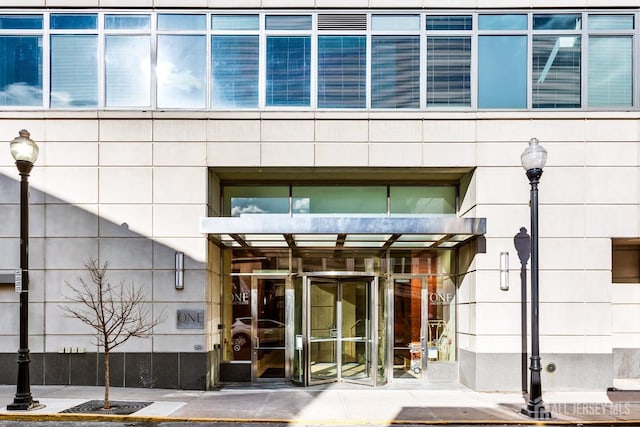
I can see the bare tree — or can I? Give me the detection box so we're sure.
[60,258,166,410]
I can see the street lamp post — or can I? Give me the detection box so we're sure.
[520,137,551,419]
[7,129,41,411]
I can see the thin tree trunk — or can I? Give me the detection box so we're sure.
[104,350,110,410]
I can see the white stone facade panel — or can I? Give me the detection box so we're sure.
[207,142,261,166]
[153,167,207,204]
[261,142,315,166]
[44,238,98,270]
[41,167,98,204]
[424,142,475,167]
[154,120,207,142]
[369,120,422,142]
[99,167,152,204]
[154,143,206,166]
[153,204,206,238]
[100,143,152,166]
[98,204,153,237]
[369,143,422,166]
[539,302,586,335]
[315,120,368,142]
[45,142,98,166]
[261,120,315,142]
[208,120,260,142]
[474,302,521,335]
[315,143,369,166]
[99,120,152,142]
[424,120,476,142]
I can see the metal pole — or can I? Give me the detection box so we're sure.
[7,160,39,411]
[521,168,550,419]
[520,263,527,395]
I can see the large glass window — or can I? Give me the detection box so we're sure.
[371,15,420,31]
[105,14,150,30]
[51,35,98,107]
[0,36,42,106]
[479,14,527,30]
[266,36,311,107]
[212,14,259,31]
[371,36,420,109]
[390,186,456,215]
[105,35,150,107]
[157,35,206,108]
[588,15,634,108]
[224,186,289,217]
[426,37,471,107]
[318,36,366,108]
[426,15,472,31]
[50,14,97,30]
[158,14,205,31]
[212,36,259,108]
[0,14,42,29]
[588,37,632,107]
[0,11,638,111]
[478,36,527,108]
[265,15,312,30]
[292,186,387,215]
[532,35,581,108]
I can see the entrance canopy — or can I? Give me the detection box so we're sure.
[200,215,485,250]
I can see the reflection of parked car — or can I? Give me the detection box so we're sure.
[231,317,285,350]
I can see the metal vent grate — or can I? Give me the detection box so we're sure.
[318,14,367,31]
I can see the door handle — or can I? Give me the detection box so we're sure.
[255,336,260,348]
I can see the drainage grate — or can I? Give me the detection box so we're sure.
[60,400,152,415]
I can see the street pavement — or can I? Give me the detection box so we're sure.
[0,380,640,426]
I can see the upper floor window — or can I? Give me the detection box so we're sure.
[426,15,472,107]
[478,15,527,108]
[0,11,636,111]
[532,15,582,108]
[588,15,634,108]
[157,14,206,109]
[0,15,43,107]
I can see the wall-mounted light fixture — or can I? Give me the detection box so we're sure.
[500,251,509,291]
[175,251,184,290]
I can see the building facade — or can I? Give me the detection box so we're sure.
[0,0,639,391]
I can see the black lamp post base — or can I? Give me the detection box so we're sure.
[521,401,552,419]
[7,399,44,411]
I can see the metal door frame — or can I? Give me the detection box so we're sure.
[250,275,291,382]
[302,272,379,386]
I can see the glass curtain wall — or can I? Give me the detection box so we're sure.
[0,11,637,110]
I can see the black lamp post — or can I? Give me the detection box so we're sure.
[7,129,41,411]
[520,137,551,419]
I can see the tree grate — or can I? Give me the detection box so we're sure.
[60,400,152,415]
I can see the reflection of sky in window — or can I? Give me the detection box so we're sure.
[211,36,259,108]
[0,36,42,106]
[533,14,581,30]
[105,35,150,107]
[231,198,290,216]
[479,15,527,30]
[157,35,206,108]
[478,36,527,108]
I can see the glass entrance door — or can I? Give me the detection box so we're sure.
[305,274,378,386]
[392,277,427,380]
[251,277,287,381]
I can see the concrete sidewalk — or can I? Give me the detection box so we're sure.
[0,381,639,425]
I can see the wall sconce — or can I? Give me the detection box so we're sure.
[500,251,509,291]
[175,251,184,290]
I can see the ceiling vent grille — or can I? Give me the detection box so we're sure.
[318,14,367,31]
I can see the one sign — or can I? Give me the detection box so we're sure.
[14,269,22,293]
[177,309,205,329]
